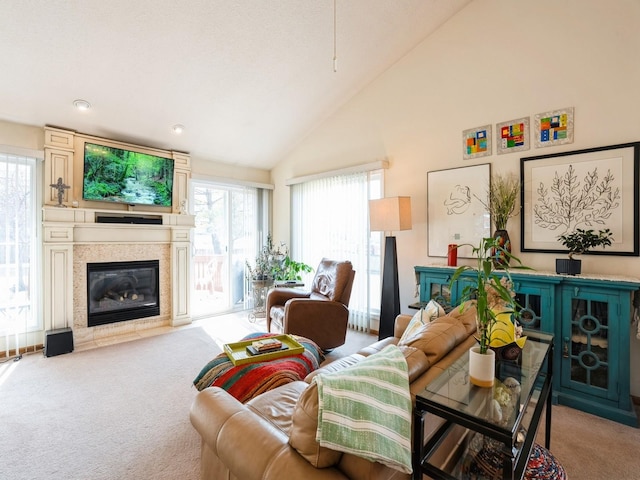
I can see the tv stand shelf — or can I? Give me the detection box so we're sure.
[96,214,162,225]
[43,206,194,228]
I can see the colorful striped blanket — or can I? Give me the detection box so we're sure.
[314,344,412,474]
[193,333,324,403]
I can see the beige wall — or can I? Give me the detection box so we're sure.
[191,155,271,185]
[271,0,640,393]
[0,119,44,151]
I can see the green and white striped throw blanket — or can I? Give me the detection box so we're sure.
[314,344,412,474]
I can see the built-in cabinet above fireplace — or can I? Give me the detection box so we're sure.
[42,126,195,348]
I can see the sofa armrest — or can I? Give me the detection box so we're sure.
[267,288,311,313]
[283,299,349,350]
[394,314,413,338]
[190,387,349,480]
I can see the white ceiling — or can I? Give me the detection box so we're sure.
[0,0,471,169]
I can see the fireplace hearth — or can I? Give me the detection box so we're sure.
[87,260,160,327]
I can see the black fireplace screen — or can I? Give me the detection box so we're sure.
[87,260,160,327]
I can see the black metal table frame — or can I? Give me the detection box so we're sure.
[412,332,553,480]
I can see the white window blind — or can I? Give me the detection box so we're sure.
[0,151,41,357]
[291,170,382,331]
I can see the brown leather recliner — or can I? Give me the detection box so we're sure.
[266,258,355,351]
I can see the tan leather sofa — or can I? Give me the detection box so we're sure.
[266,258,356,351]
[190,306,477,480]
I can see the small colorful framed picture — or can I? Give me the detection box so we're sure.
[496,117,530,154]
[462,124,492,159]
[534,107,574,148]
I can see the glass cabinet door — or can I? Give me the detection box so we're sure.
[428,282,451,306]
[514,291,543,330]
[561,289,617,401]
[511,279,555,334]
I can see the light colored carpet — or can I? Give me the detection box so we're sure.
[536,403,640,479]
[0,326,220,480]
[2,313,639,479]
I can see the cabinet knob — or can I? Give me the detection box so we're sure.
[563,337,570,358]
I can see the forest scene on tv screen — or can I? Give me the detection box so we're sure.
[83,143,174,207]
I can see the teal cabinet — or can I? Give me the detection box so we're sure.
[414,265,640,427]
[556,279,638,426]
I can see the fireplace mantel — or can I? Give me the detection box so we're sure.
[42,207,195,347]
[41,126,195,347]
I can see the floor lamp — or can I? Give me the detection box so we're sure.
[369,197,412,340]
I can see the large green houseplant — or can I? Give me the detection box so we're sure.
[275,256,314,282]
[245,233,313,282]
[245,234,287,281]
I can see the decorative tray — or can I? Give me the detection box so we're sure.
[223,334,304,366]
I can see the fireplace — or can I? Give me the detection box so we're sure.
[87,260,160,327]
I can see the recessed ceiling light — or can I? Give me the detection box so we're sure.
[172,124,185,134]
[73,99,91,111]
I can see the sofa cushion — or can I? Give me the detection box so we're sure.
[289,381,343,468]
[448,301,478,335]
[270,305,285,329]
[304,353,366,383]
[246,381,308,435]
[399,300,446,344]
[398,345,430,383]
[398,301,476,367]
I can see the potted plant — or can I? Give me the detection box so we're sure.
[449,237,528,387]
[477,172,521,267]
[245,233,287,282]
[556,228,613,275]
[245,235,313,316]
[275,256,313,283]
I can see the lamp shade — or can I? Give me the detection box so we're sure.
[369,197,412,233]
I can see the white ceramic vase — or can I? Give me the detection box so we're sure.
[469,346,495,387]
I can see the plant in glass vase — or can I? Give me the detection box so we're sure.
[449,237,528,386]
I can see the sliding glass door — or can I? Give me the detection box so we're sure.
[191,181,259,317]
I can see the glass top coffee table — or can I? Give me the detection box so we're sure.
[412,330,554,480]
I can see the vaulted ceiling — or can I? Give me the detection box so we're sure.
[0,0,471,169]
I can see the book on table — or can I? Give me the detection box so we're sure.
[246,338,288,355]
[224,334,305,366]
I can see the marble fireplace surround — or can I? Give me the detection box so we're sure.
[43,207,194,347]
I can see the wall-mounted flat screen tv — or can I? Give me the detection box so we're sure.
[82,142,174,207]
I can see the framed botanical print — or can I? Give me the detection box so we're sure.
[521,142,639,255]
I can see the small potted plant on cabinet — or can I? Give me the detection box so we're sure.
[556,228,613,275]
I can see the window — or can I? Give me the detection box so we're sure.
[291,170,382,331]
[0,150,41,353]
[191,180,265,317]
